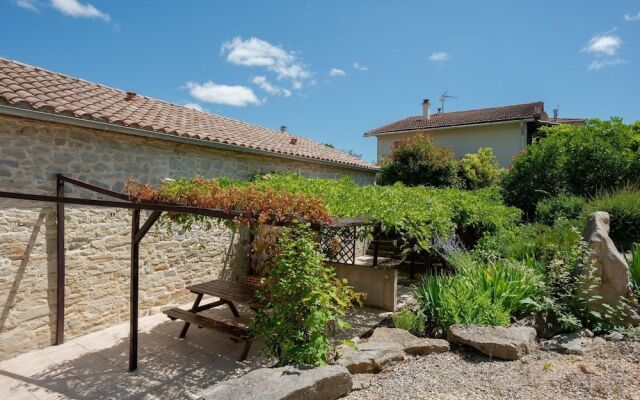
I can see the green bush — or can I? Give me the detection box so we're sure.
[251,224,361,366]
[473,222,583,267]
[378,134,459,187]
[582,187,640,249]
[458,147,504,190]
[392,309,426,336]
[535,194,586,226]
[502,118,640,218]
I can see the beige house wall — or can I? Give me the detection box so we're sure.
[0,114,375,360]
[375,121,526,167]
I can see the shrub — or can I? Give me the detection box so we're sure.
[582,186,640,249]
[392,309,426,336]
[378,134,459,187]
[458,147,504,190]
[473,222,582,267]
[535,194,586,226]
[250,224,361,366]
[502,118,640,219]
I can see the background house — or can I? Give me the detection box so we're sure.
[0,57,376,360]
[364,100,584,167]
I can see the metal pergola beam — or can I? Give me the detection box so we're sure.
[0,176,245,372]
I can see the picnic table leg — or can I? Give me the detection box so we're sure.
[226,300,240,317]
[179,293,203,338]
[239,340,252,361]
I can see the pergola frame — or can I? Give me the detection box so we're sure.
[0,174,298,371]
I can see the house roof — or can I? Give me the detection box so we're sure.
[0,57,377,171]
[364,101,547,136]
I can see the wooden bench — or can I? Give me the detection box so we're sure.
[163,277,261,361]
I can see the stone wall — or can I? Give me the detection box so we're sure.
[0,114,375,360]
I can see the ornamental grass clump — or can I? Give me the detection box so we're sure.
[250,224,361,366]
[414,252,542,333]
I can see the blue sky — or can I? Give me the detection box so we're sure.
[1,0,639,163]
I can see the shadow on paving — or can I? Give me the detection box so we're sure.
[0,307,272,399]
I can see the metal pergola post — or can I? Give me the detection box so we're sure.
[55,174,65,345]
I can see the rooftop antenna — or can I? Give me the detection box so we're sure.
[439,90,458,113]
[440,90,457,112]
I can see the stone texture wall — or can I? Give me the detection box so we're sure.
[0,114,375,360]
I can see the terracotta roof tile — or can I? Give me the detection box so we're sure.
[364,102,547,136]
[0,57,376,171]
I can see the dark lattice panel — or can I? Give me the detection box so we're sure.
[319,225,357,264]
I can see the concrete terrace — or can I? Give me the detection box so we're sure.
[0,305,270,399]
[0,293,413,400]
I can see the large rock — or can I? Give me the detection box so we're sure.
[201,365,352,400]
[541,333,606,356]
[583,212,640,326]
[447,325,537,360]
[368,327,450,355]
[337,342,404,374]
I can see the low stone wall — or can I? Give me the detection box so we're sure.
[0,114,375,360]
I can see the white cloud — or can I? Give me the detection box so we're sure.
[582,32,621,56]
[429,51,450,61]
[15,0,38,11]
[353,62,368,71]
[329,68,346,77]
[186,81,261,107]
[251,76,292,97]
[624,12,640,21]
[588,58,626,70]
[50,0,110,21]
[582,29,626,70]
[221,37,311,87]
[183,103,205,112]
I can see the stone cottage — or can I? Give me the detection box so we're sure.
[0,57,377,360]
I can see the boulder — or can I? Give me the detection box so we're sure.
[368,327,450,355]
[201,365,352,400]
[604,331,624,342]
[447,325,537,360]
[583,212,640,326]
[513,313,564,339]
[337,342,404,374]
[541,333,606,356]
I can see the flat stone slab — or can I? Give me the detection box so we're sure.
[369,327,450,355]
[447,325,537,360]
[542,333,606,355]
[337,342,405,374]
[201,365,352,400]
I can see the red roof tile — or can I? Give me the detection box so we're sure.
[364,102,547,136]
[0,57,376,171]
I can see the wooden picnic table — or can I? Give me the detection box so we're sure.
[163,278,260,361]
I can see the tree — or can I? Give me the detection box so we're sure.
[378,134,458,187]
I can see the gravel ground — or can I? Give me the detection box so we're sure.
[345,341,640,400]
